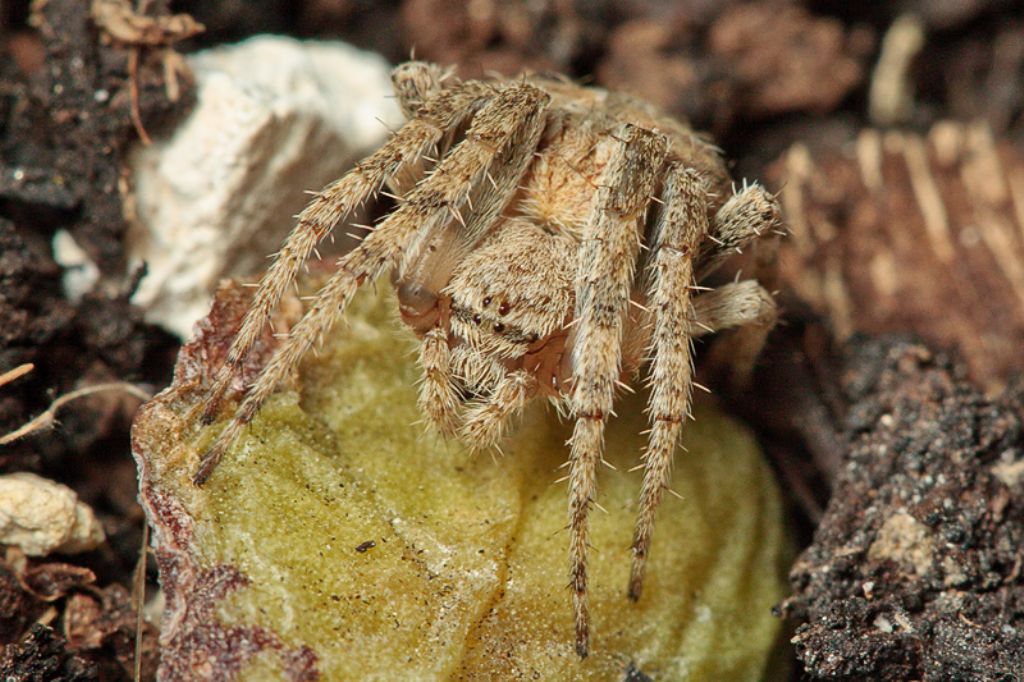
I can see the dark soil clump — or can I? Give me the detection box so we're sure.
[780,336,1024,679]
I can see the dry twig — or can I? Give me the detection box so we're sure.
[0,380,151,446]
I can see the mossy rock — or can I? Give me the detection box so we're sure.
[133,282,789,681]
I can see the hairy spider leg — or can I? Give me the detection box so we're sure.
[567,123,668,658]
[628,164,708,601]
[410,101,555,438]
[194,83,551,485]
[199,68,491,427]
[698,183,782,280]
[691,280,778,390]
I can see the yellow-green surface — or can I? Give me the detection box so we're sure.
[156,287,788,681]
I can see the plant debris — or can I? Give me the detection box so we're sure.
[769,123,1024,394]
[0,624,98,682]
[90,0,205,47]
[1,0,190,678]
[0,546,158,680]
[1,0,187,472]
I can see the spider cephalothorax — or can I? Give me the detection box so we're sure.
[195,61,780,658]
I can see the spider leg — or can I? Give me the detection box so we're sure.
[450,344,506,393]
[628,164,708,601]
[568,124,668,658]
[459,369,538,449]
[690,280,778,388]
[200,77,493,424]
[419,326,460,435]
[194,82,551,485]
[387,62,457,197]
[390,61,451,118]
[698,183,781,279]
[422,336,539,444]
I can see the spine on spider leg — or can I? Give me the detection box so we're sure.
[629,168,707,601]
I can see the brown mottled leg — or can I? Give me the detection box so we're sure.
[418,326,461,436]
[628,164,708,602]
[567,123,668,658]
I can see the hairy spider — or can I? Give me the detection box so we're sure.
[195,61,780,659]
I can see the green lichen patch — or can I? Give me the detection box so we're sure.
[134,284,789,681]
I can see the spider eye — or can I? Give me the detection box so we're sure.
[493,323,505,333]
[482,296,492,306]
[497,302,511,316]
[472,314,482,325]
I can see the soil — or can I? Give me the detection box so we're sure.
[780,337,1024,679]
[1,0,1022,680]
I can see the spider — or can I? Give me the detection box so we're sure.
[194,61,780,659]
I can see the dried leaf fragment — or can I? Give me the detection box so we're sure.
[90,0,204,46]
[770,122,1024,393]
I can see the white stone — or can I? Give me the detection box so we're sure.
[127,36,402,338]
[0,472,106,556]
[52,229,100,303]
